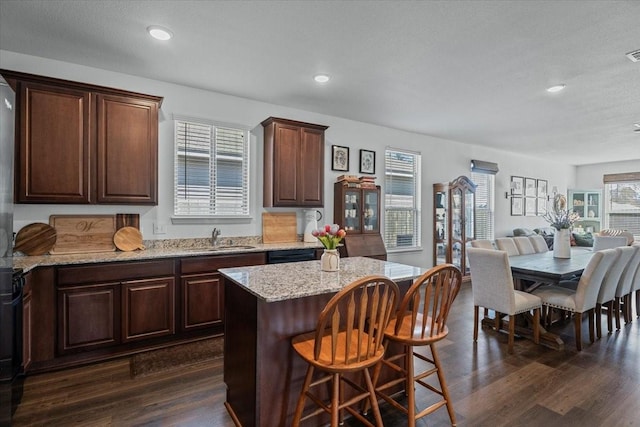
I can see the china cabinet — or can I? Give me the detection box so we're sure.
[262,117,328,207]
[333,182,380,234]
[433,176,476,278]
[568,189,602,233]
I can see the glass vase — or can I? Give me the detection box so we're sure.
[321,249,340,272]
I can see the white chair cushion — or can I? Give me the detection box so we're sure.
[532,286,576,311]
[513,290,542,314]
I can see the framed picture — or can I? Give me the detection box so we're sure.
[537,198,547,216]
[331,145,349,171]
[510,176,524,196]
[359,149,376,174]
[537,179,548,198]
[525,197,537,216]
[525,178,537,197]
[511,197,523,216]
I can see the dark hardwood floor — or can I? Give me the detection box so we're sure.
[11,283,640,426]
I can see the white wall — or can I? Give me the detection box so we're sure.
[575,160,640,190]
[1,50,587,269]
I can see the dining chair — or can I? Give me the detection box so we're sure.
[467,248,542,354]
[599,229,635,246]
[592,247,631,338]
[495,238,520,256]
[613,245,640,327]
[291,275,399,427]
[532,248,618,351]
[529,234,549,253]
[471,239,495,250]
[593,235,628,251]
[368,264,462,427]
[513,236,536,255]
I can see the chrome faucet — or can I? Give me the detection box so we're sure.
[212,228,221,246]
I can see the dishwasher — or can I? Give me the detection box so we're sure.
[266,248,317,264]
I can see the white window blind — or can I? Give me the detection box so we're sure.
[174,118,250,217]
[471,172,495,240]
[603,173,640,238]
[384,149,421,250]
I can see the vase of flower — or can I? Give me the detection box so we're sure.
[321,249,340,272]
[553,228,571,259]
[312,224,346,272]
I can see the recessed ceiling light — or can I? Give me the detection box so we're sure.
[314,74,330,83]
[546,84,566,93]
[147,25,173,41]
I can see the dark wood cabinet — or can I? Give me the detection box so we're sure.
[333,183,380,234]
[22,273,32,372]
[179,253,265,333]
[0,69,162,205]
[122,277,175,342]
[433,175,476,279]
[262,117,328,207]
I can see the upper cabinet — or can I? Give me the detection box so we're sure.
[262,117,328,207]
[1,69,162,205]
[568,189,602,233]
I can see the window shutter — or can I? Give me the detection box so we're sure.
[174,118,250,217]
[471,172,495,240]
[384,149,421,250]
[603,178,640,237]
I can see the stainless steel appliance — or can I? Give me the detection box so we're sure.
[0,74,19,427]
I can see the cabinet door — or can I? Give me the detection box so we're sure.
[272,122,300,206]
[96,94,158,204]
[362,188,380,233]
[22,291,32,372]
[433,186,448,267]
[57,283,120,353]
[122,277,175,342]
[299,127,324,206]
[181,273,224,331]
[343,189,362,233]
[17,82,91,203]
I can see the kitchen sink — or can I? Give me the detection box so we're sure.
[180,245,256,252]
[215,245,256,250]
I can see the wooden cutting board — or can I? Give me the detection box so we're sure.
[262,212,298,243]
[14,223,57,255]
[49,215,117,254]
[113,226,145,251]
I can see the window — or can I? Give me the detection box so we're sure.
[471,172,495,240]
[603,172,640,239]
[174,117,250,217]
[384,148,421,250]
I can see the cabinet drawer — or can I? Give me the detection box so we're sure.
[180,253,266,274]
[58,260,175,285]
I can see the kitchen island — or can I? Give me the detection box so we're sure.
[219,256,425,427]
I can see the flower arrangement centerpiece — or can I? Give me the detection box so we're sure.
[312,224,346,271]
[312,224,346,249]
[543,194,579,258]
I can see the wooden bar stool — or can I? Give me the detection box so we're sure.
[369,264,462,426]
[291,275,399,427]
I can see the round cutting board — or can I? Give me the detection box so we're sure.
[14,223,57,255]
[113,226,145,251]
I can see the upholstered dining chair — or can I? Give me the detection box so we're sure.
[614,245,640,326]
[529,234,549,253]
[467,248,542,354]
[599,229,635,246]
[513,236,536,255]
[471,239,495,250]
[592,247,630,338]
[495,238,520,256]
[532,248,618,351]
[593,235,628,251]
[368,264,462,427]
[291,275,399,427]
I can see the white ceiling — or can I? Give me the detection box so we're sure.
[1,0,639,166]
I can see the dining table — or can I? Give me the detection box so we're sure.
[484,247,596,350]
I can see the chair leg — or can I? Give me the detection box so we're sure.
[636,290,640,318]
[588,309,595,343]
[614,298,621,330]
[595,303,602,339]
[507,314,515,354]
[533,308,540,345]
[406,346,416,427]
[494,312,501,331]
[431,344,457,426]
[292,365,315,426]
[473,305,479,341]
[331,373,339,427]
[362,368,384,427]
[623,294,631,324]
[574,312,582,351]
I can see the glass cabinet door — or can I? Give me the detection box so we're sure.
[363,189,379,233]
[435,189,448,266]
[343,189,361,233]
[464,188,475,241]
[451,188,463,270]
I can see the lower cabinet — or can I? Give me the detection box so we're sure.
[181,273,224,330]
[122,277,175,342]
[22,272,33,372]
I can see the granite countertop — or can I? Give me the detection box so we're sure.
[13,239,323,273]
[219,257,426,302]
